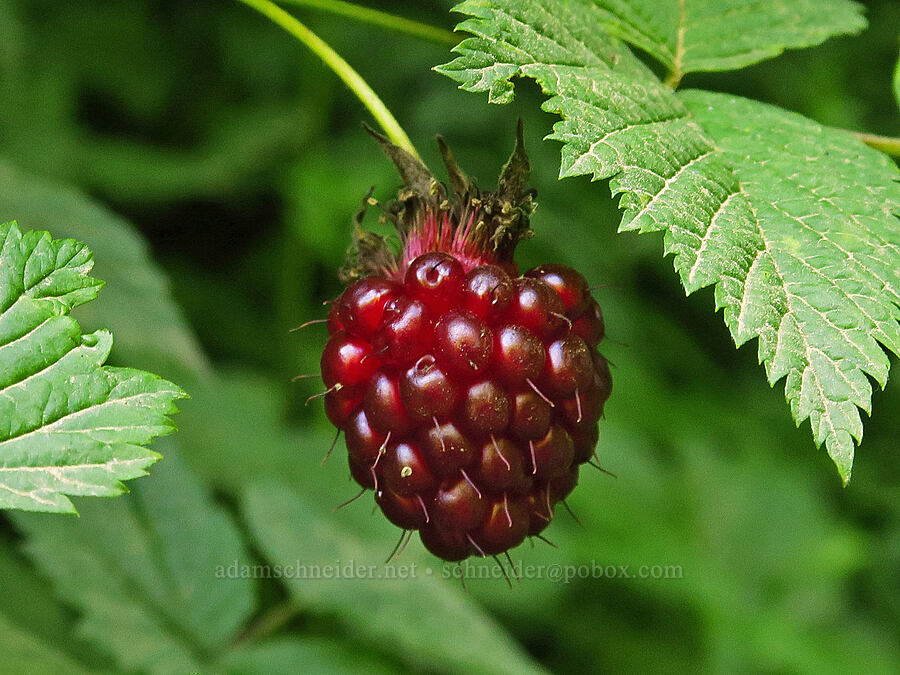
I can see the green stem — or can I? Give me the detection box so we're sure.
[235,0,420,158]
[846,130,900,157]
[277,0,457,46]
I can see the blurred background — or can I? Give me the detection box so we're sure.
[0,0,898,673]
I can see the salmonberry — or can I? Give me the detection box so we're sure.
[312,125,612,561]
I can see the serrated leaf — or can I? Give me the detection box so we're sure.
[12,448,255,674]
[586,0,865,79]
[243,482,547,675]
[0,159,209,380]
[678,91,900,482]
[438,1,900,482]
[0,220,185,512]
[436,0,740,239]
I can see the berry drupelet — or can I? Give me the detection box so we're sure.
[317,125,611,562]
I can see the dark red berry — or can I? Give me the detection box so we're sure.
[434,311,493,377]
[510,391,553,440]
[493,325,545,387]
[383,441,437,496]
[475,496,529,555]
[461,380,511,437]
[363,371,413,436]
[377,489,428,529]
[526,264,590,317]
[320,254,612,560]
[420,523,471,561]
[400,355,459,421]
[324,386,363,428]
[433,477,487,531]
[541,334,594,396]
[321,252,612,561]
[372,296,432,365]
[313,132,612,561]
[529,425,575,479]
[405,252,464,314]
[462,265,513,319]
[338,278,400,338]
[344,409,385,465]
[507,277,567,338]
[572,298,605,347]
[418,422,474,476]
[321,332,379,388]
[474,437,531,494]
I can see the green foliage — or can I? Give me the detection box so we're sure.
[0,160,207,378]
[0,614,93,675]
[0,1,316,205]
[0,0,898,673]
[438,0,900,482]
[0,221,185,512]
[680,92,900,480]
[222,637,396,674]
[12,449,254,674]
[0,163,543,674]
[588,0,865,78]
[244,483,547,674]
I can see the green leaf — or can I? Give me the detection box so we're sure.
[677,91,900,482]
[243,482,548,675]
[223,637,395,674]
[436,0,741,246]
[0,613,94,675]
[437,0,740,239]
[0,159,208,380]
[0,546,106,668]
[0,221,186,512]
[438,1,900,482]
[12,447,255,674]
[586,0,865,80]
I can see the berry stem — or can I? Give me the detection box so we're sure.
[276,0,457,46]
[235,0,420,158]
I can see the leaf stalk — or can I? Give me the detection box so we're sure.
[845,130,900,157]
[276,0,457,45]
